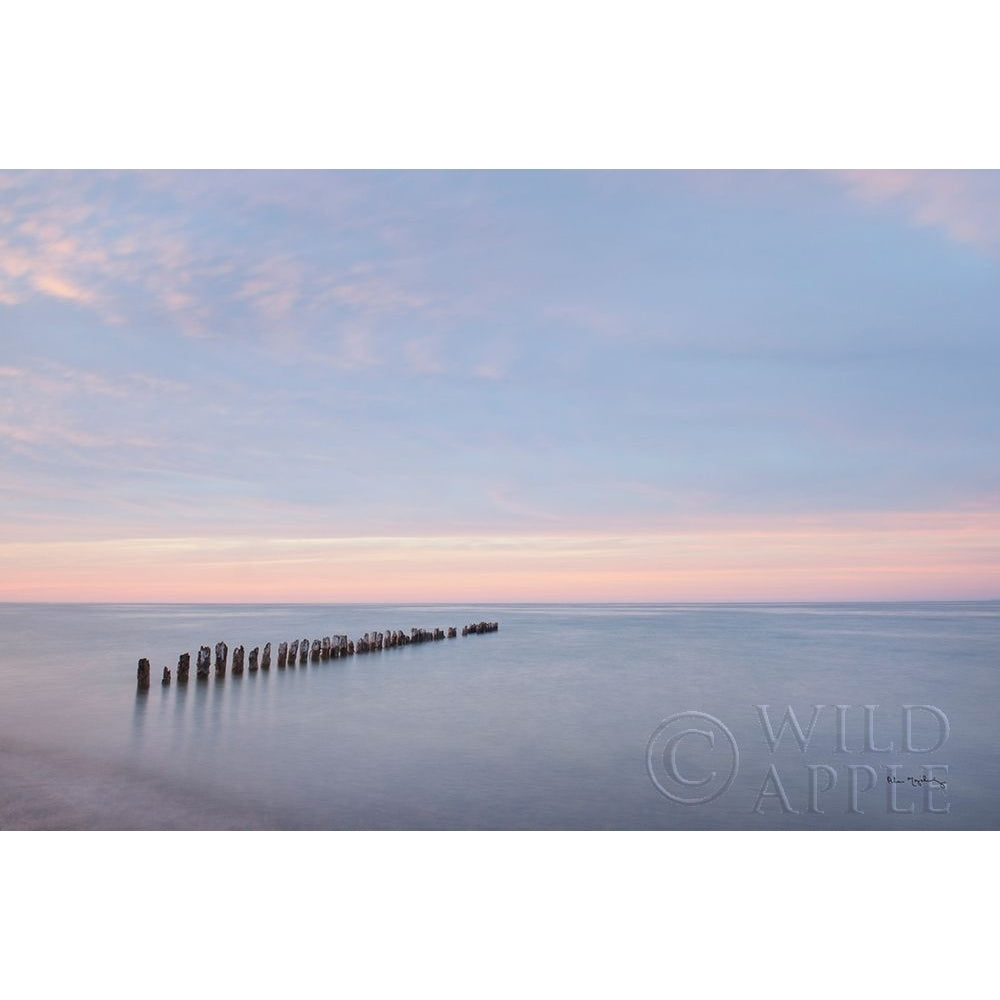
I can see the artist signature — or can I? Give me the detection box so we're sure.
[886,775,947,790]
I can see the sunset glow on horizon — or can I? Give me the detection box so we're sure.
[3,510,998,603]
[2,170,999,602]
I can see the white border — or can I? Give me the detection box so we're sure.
[3,4,994,995]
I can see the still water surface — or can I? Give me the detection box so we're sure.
[1,602,996,829]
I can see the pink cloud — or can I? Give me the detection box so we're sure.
[32,272,96,304]
[836,170,1000,254]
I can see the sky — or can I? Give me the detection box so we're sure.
[1,169,998,602]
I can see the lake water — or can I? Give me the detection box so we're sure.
[1,602,997,829]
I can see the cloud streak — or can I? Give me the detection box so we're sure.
[2,509,997,601]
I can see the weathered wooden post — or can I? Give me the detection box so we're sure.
[311,639,321,662]
[299,639,309,664]
[178,652,190,683]
[232,645,245,675]
[447,627,457,638]
[161,666,171,685]
[248,646,259,672]
[321,636,331,660]
[278,641,288,667]
[288,640,299,665]
[137,658,150,690]
[197,645,211,679]
[262,642,271,669]
[215,641,228,678]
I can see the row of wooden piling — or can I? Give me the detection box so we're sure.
[136,621,499,689]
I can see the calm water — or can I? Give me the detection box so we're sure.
[0,602,997,829]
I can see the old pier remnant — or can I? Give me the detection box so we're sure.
[137,617,501,691]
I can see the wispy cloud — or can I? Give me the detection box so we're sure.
[0,172,442,349]
[836,170,1000,255]
[0,361,192,459]
[324,270,430,314]
[0,360,187,402]
[31,273,96,304]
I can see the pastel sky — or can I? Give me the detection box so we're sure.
[1,170,998,601]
